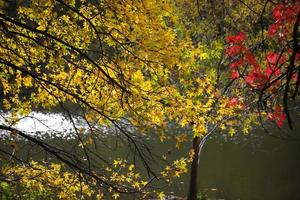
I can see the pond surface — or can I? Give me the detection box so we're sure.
[197,127,300,200]
[1,112,300,200]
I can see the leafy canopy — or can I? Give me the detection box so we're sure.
[0,0,299,199]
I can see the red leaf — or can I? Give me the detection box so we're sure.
[273,105,286,127]
[227,97,239,107]
[285,4,300,23]
[266,52,278,64]
[292,73,298,81]
[226,32,246,44]
[268,23,279,37]
[225,45,242,57]
[245,72,256,84]
[245,52,259,69]
[230,59,244,69]
[276,114,285,127]
[272,4,284,21]
[265,67,273,77]
[265,66,281,76]
[266,52,286,65]
[245,70,267,85]
[230,70,239,80]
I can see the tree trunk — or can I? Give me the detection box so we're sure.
[187,136,200,200]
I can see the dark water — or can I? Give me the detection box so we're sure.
[1,114,300,200]
[197,129,300,200]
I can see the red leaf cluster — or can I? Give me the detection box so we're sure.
[225,32,246,57]
[226,32,246,44]
[227,97,239,107]
[225,45,243,57]
[265,52,286,77]
[230,70,239,80]
[225,32,247,80]
[268,1,300,37]
[230,59,244,69]
[224,1,300,127]
[268,105,286,127]
[266,52,286,65]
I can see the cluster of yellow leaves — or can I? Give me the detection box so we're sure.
[161,150,194,181]
[106,155,209,199]
[0,0,261,136]
[2,161,103,200]
[105,159,149,199]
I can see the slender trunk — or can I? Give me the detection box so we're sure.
[187,136,200,200]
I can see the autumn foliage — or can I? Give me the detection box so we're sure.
[225,0,300,127]
[0,0,299,199]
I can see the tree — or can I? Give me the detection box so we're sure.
[0,0,299,199]
[186,1,300,199]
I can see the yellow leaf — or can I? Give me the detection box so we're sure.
[128,164,135,171]
[157,192,165,200]
[112,193,120,199]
